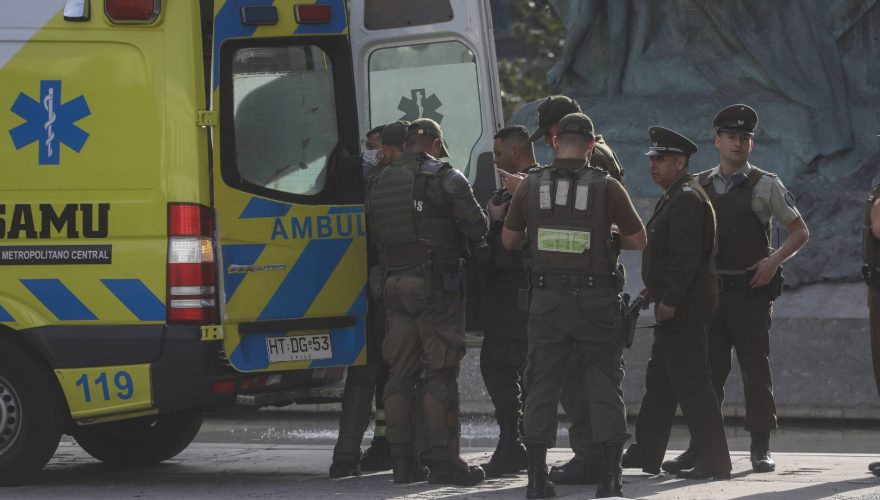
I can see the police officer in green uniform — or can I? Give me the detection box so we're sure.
[365,118,488,486]
[862,147,880,478]
[503,113,646,498]
[528,95,627,485]
[621,126,732,480]
[662,105,810,475]
[478,125,538,477]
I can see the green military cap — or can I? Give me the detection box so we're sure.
[407,118,450,157]
[645,126,698,156]
[556,112,595,138]
[381,120,409,148]
[528,95,582,142]
[713,104,758,136]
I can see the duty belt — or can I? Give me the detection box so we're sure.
[718,272,759,292]
[529,272,616,289]
[487,269,526,286]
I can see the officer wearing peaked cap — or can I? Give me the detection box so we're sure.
[663,104,809,475]
[622,126,733,480]
[503,112,647,498]
[365,116,488,486]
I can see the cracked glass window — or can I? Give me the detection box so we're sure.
[368,41,482,176]
[231,46,337,196]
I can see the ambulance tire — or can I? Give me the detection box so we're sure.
[0,340,65,486]
[72,411,202,466]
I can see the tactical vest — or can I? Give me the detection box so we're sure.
[367,153,462,268]
[699,168,771,271]
[526,163,613,275]
[863,185,880,269]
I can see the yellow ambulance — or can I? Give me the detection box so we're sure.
[0,0,501,485]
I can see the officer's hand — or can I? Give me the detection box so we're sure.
[638,288,651,309]
[747,257,778,288]
[655,303,676,322]
[487,200,510,222]
[498,169,526,194]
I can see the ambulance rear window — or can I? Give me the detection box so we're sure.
[230,45,338,196]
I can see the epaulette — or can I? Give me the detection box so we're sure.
[420,157,450,175]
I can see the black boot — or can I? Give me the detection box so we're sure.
[621,444,660,475]
[871,462,880,477]
[482,415,528,477]
[525,445,556,499]
[595,443,623,498]
[360,437,392,472]
[549,457,602,484]
[750,432,776,473]
[662,448,697,473]
[329,458,361,478]
[426,458,485,486]
[392,456,428,483]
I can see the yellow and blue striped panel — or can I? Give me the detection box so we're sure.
[4,278,164,324]
[221,198,367,372]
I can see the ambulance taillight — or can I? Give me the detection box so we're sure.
[105,0,160,23]
[167,203,218,324]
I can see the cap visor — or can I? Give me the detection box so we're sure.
[439,142,450,158]
[528,127,547,142]
[645,150,677,157]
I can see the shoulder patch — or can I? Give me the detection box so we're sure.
[784,190,796,209]
[682,185,693,192]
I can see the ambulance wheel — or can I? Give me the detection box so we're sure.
[72,411,202,465]
[0,341,65,486]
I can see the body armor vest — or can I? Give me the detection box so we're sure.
[699,168,771,271]
[368,153,462,268]
[863,185,880,269]
[526,163,614,275]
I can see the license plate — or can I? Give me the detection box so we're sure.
[266,333,332,362]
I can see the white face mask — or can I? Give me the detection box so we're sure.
[362,149,381,166]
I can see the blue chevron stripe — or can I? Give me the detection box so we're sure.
[239,197,292,219]
[101,279,165,321]
[0,304,14,322]
[212,0,263,90]
[21,279,97,321]
[258,237,352,320]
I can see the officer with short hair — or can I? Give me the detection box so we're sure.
[862,137,880,478]
[662,105,810,475]
[503,113,646,498]
[622,126,732,480]
[478,125,537,477]
[527,95,627,485]
[365,118,488,486]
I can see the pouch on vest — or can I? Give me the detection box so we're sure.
[436,259,467,293]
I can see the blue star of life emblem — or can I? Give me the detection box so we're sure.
[8,80,90,165]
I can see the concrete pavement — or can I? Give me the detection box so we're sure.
[9,442,880,499]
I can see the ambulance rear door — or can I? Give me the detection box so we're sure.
[209,0,366,373]
[349,0,503,203]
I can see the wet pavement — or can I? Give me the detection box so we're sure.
[7,411,880,499]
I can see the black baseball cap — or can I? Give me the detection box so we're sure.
[528,95,582,142]
[555,113,595,138]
